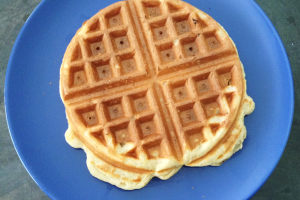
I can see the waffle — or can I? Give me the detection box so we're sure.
[60,0,255,190]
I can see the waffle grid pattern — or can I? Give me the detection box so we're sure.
[62,0,242,163]
[63,1,148,99]
[71,85,173,159]
[134,0,234,75]
[162,61,238,150]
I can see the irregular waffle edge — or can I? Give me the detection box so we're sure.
[60,0,255,190]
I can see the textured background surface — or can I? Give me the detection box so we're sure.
[0,0,299,199]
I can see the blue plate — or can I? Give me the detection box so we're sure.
[5,0,294,199]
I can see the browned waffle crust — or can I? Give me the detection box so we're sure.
[60,0,255,190]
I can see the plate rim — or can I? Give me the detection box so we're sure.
[246,0,294,197]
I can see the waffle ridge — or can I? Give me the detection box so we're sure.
[60,0,255,190]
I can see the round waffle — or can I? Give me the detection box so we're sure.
[60,0,255,190]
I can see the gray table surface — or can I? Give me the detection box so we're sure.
[1,0,299,199]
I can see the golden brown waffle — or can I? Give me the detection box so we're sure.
[60,0,255,190]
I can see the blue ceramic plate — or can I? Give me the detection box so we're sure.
[5,0,294,199]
